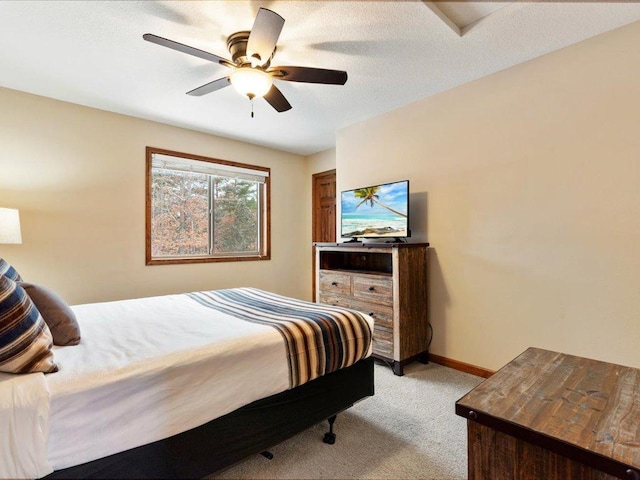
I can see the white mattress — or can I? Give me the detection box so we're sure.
[46,292,290,471]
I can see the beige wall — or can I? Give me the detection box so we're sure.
[337,22,640,370]
[306,148,336,176]
[0,87,312,304]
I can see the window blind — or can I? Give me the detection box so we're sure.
[152,153,269,183]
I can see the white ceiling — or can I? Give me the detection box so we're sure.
[0,1,639,156]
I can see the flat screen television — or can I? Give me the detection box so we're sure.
[340,180,410,241]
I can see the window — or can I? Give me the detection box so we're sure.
[146,147,270,264]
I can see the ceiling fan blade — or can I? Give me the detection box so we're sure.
[186,77,231,96]
[269,66,348,85]
[143,33,234,68]
[263,84,292,112]
[246,8,285,66]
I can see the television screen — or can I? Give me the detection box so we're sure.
[340,180,409,239]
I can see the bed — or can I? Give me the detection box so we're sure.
[0,285,375,479]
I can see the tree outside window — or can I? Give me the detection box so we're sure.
[146,147,270,264]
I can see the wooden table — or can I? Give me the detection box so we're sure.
[456,348,640,480]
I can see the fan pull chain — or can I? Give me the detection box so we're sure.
[251,97,254,118]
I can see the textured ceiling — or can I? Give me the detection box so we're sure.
[0,1,638,156]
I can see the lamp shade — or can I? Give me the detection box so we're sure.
[230,67,273,99]
[0,208,22,244]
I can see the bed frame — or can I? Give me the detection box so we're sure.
[44,357,374,479]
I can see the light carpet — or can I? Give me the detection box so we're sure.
[210,361,484,480]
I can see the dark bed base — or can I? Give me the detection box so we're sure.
[44,357,374,479]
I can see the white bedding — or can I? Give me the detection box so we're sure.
[0,372,51,478]
[46,292,291,471]
[0,289,373,479]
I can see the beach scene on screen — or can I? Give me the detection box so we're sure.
[341,182,408,238]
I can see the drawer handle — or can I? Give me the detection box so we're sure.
[331,281,338,286]
[368,286,375,292]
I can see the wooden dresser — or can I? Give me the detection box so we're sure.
[314,243,429,376]
[456,348,640,480]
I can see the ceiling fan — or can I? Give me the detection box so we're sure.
[143,8,348,115]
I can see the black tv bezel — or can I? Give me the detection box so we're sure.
[339,179,410,240]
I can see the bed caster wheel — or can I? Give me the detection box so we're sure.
[323,432,336,444]
[323,414,337,444]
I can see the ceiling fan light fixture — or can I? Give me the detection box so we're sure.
[230,67,273,99]
[145,8,347,113]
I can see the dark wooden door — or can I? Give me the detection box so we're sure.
[312,169,336,300]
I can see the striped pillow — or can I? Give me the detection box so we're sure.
[0,275,58,374]
[0,257,22,282]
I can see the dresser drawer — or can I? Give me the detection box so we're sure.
[318,292,353,309]
[352,299,393,328]
[318,271,352,296]
[372,324,393,358]
[352,274,393,306]
[319,294,394,329]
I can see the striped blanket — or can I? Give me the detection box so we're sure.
[188,288,373,388]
